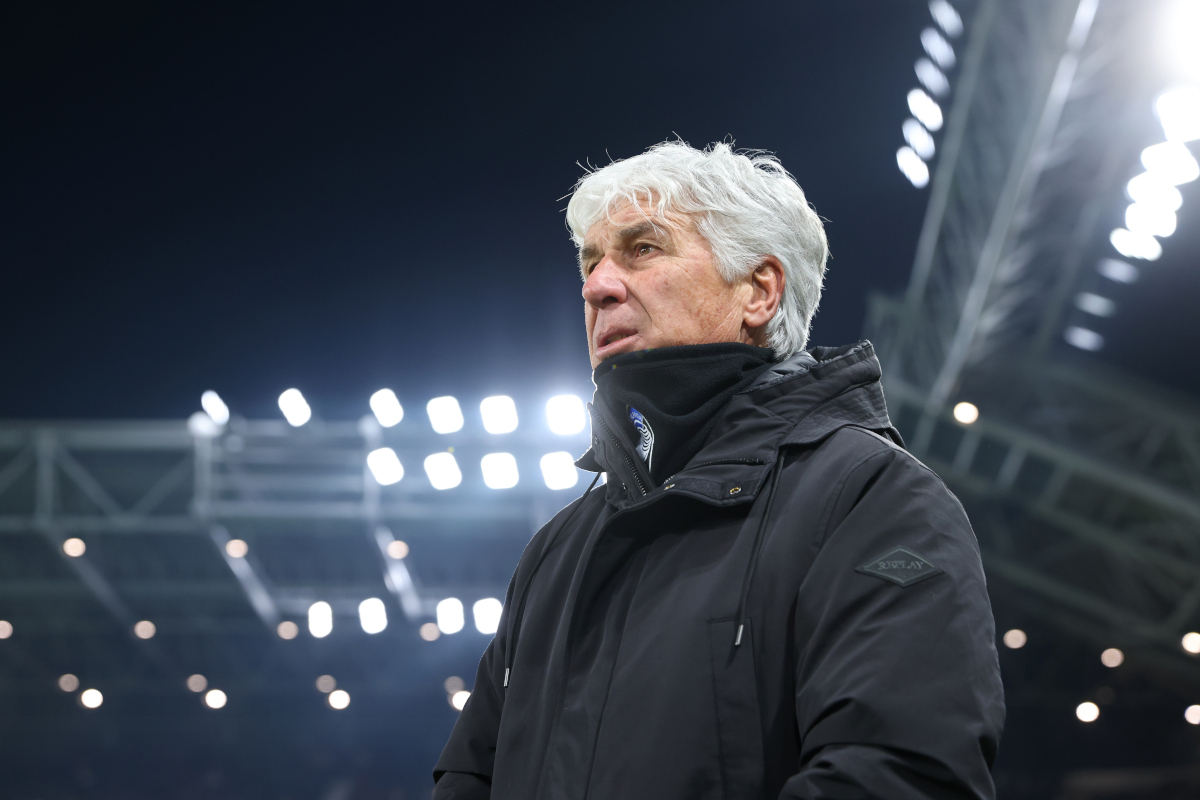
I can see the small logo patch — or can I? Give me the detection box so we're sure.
[856,546,943,587]
[628,406,654,470]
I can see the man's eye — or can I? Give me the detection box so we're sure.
[636,243,655,255]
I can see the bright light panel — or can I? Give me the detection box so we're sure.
[1182,631,1200,654]
[358,597,388,634]
[80,689,103,708]
[540,451,579,490]
[1064,326,1104,352]
[480,453,519,489]
[451,690,471,711]
[201,390,230,425]
[907,89,944,132]
[437,598,465,634]
[1098,258,1139,284]
[902,119,936,160]
[1156,86,1200,142]
[1002,629,1027,649]
[952,402,979,425]
[929,0,963,37]
[369,389,404,428]
[1140,141,1200,185]
[1187,705,1200,725]
[473,598,503,635]
[1074,293,1116,318]
[920,27,956,69]
[1125,203,1177,238]
[424,452,462,490]
[1126,172,1183,211]
[308,601,333,638]
[1075,701,1099,723]
[1100,648,1124,668]
[426,396,464,434]
[546,395,586,435]
[1109,228,1162,261]
[915,58,949,96]
[205,689,227,709]
[328,689,350,709]
[897,146,930,188]
[367,447,405,486]
[480,395,518,434]
[278,389,312,427]
[1163,0,1200,82]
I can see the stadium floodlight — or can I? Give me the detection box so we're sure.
[278,389,312,427]
[897,147,930,188]
[369,389,404,428]
[473,598,503,635]
[540,451,579,490]
[914,58,949,96]
[451,690,471,710]
[920,27,956,70]
[367,447,405,486]
[1163,0,1200,82]
[1098,258,1139,284]
[204,689,227,709]
[952,402,979,425]
[1187,705,1200,725]
[1126,172,1183,211]
[328,690,350,709]
[929,0,963,37]
[1125,203,1177,238]
[1109,228,1163,261]
[907,89,943,131]
[201,390,230,425]
[1074,293,1116,318]
[80,689,103,709]
[1075,702,1099,723]
[1156,86,1200,142]
[308,601,333,638]
[436,598,465,634]
[188,412,221,438]
[358,598,388,634]
[1064,326,1104,352]
[1140,141,1200,185]
[480,395,518,434]
[480,453,519,489]
[426,396,464,434]
[902,119,936,160]
[424,452,463,490]
[546,395,586,435]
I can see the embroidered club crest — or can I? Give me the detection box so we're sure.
[628,407,654,470]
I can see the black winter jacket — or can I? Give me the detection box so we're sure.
[434,342,1005,799]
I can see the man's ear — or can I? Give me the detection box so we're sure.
[743,256,785,335]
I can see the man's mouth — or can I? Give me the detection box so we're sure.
[604,333,630,346]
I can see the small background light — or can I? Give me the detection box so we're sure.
[480,395,518,434]
[1109,228,1163,261]
[920,27,956,69]
[915,58,949,96]
[419,622,441,641]
[928,0,963,37]
[386,540,409,559]
[201,390,230,425]
[308,601,333,638]
[204,689,227,709]
[897,146,930,188]
[0,621,12,639]
[328,689,350,709]
[367,447,405,486]
[62,538,86,557]
[1003,629,1027,649]
[278,388,312,427]
[316,675,337,693]
[450,690,471,711]
[444,676,465,693]
[1098,259,1139,284]
[187,674,208,692]
[1075,293,1116,318]
[907,88,943,131]
[473,598,503,634]
[58,674,79,692]
[277,620,299,639]
[80,689,103,709]
[225,538,249,558]
[1182,632,1200,653]
[369,389,404,428]
[1186,705,1200,725]
[426,396,464,434]
[1076,701,1100,722]
[1100,648,1124,668]
[1064,327,1104,352]
[358,598,388,634]
[133,621,156,640]
[952,402,979,424]
[546,395,586,435]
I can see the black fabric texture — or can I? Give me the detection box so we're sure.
[591,342,775,486]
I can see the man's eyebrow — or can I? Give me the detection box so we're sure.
[616,222,661,242]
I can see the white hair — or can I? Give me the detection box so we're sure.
[566,140,828,358]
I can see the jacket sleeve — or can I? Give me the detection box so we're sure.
[779,443,1005,800]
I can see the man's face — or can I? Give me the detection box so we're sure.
[580,203,755,369]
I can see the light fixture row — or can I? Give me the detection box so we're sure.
[897,0,962,188]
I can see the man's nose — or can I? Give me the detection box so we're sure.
[582,257,626,309]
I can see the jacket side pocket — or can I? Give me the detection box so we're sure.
[708,618,765,800]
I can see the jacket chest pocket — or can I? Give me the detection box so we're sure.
[708,618,765,800]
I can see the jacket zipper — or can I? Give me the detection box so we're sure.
[593,412,649,497]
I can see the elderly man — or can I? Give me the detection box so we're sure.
[433,141,1004,799]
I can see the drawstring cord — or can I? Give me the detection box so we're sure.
[733,455,785,647]
[503,471,602,689]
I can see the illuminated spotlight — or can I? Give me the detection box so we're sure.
[200,390,230,425]
[358,597,388,634]
[929,0,963,37]
[914,58,949,96]
[1182,631,1200,654]
[1100,648,1124,668]
[186,674,207,693]
[204,689,227,709]
[437,598,465,634]
[62,538,86,558]
[367,447,405,486]
[80,689,103,709]
[1125,203,1177,238]
[1162,0,1200,82]
[444,676,465,693]
[278,388,312,427]
[1098,258,1139,284]
[188,411,221,437]
[58,674,79,692]
[1109,228,1162,261]
[1076,701,1100,723]
[133,621,157,640]
[952,402,979,425]
[1156,86,1200,142]
[902,118,936,160]
[480,395,518,434]
[369,389,404,428]
[450,690,471,711]
[1140,141,1200,185]
[896,147,930,189]
[0,620,12,639]
[1186,705,1200,725]
[1002,629,1027,649]
[277,620,299,640]
[386,540,409,559]
[315,675,337,693]
[1074,293,1116,318]
[419,622,441,641]
[426,396,464,434]
[424,452,463,490]
[473,598,503,635]
[224,538,249,558]
[920,27,956,70]
[540,452,579,491]
[308,601,333,638]
[546,395,586,435]
[481,453,519,490]
[907,88,944,131]
[328,689,350,709]
[1064,326,1104,352]
[1126,172,1183,211]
